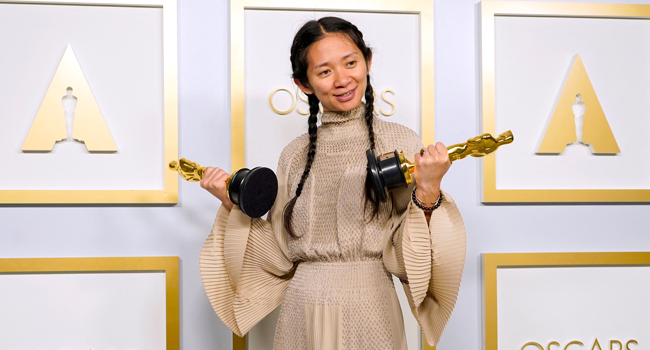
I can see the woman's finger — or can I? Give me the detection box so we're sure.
[414,151,423,162]
[200,167,213,188]
[200,167,216,186]
[434,142,450,163]
[214,171,230,186]
[427,144,437,155]
[202,167,227,189]
[435,142,447,155]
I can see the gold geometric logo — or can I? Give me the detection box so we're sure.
[537,54,619,155]
[22,44,117,152]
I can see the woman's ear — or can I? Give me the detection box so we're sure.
[294,78,313,95]
[366,52,373,73]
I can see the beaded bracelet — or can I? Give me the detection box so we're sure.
[411,187,443,212]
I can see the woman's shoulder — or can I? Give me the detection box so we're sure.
[277,133,309,173]
[373,118,421,141]
[373,118,423,152]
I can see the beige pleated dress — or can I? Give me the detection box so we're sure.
[199,105,466,350]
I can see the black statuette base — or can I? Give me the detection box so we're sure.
[228,167,278,218]
[367,150,409,203]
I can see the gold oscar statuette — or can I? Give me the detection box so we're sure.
[446,130,514,162]
[367,130,514,201]
[169,158,277,218]
[168,158,205,182]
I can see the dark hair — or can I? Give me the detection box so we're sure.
[284,16,380,236]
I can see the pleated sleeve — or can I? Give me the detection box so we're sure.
[383,190,466,347]
[199,157,296,337]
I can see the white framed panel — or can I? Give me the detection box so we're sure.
[0,257,180,350]
[483,252,650,350]
[0,272,166,349]
[495,17,650,190]
[0,0,178,203]
[480,1,650,202]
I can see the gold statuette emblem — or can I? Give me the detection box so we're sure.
[537,55,619,155]
[22,44,117,152]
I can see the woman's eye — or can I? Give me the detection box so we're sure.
[347,61,357,67]
[318,69,331,76]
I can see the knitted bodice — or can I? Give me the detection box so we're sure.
[277,105,422,263]
[320,104,365,125]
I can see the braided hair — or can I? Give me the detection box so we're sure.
[284,17,380,236]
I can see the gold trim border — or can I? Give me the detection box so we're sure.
[483,252,650,350]
[231,3,434,349]
[0,0,178,204]
[0,256,180,349]
[480,1,650,203]
[231,0,435,171]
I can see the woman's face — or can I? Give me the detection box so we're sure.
[295,33,372,112]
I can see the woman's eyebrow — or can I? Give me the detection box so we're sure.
[314,61,330,69]
[341,52,358,61]
[313,52,358,69]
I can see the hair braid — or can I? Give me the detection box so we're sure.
[364,75,376,151]
[283,94,320,236]
[363,75,381,219]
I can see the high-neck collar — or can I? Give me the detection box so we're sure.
[320,104,365,125]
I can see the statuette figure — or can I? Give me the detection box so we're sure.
[62,87,78,142]
[447,130,514,161]
[572,93,586,144]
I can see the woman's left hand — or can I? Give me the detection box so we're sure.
[413,142,451,203]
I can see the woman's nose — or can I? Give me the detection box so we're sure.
[333,69,351,87]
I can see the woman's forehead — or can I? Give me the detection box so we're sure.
[307,33,362,67]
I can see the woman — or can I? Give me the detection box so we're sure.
[199,17,466,350]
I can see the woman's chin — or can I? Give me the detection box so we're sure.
[324,98,363,112]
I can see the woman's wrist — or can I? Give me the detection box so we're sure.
[218,195,234,211]
[412,187,443,212]
[415,184,440,203]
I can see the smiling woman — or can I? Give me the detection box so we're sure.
[198,16,467,350]
[294,33,371,112]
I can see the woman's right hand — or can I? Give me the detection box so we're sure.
[200,167,234,210]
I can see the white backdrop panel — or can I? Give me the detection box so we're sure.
[244,9,422,350]
[497,266,650,349]
[245,9,421,171]
[494,16,650,190]
[0,4,164,190]
[0,272,166,349]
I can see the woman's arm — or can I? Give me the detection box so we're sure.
[200,166,234,210]
[380,127,464,347]
[383,191,466,347]
[199,145,300,337]
[412,142,451,225]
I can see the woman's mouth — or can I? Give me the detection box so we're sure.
[335,88,355,102]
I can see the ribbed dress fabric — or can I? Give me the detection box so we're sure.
[199,105,466,349]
